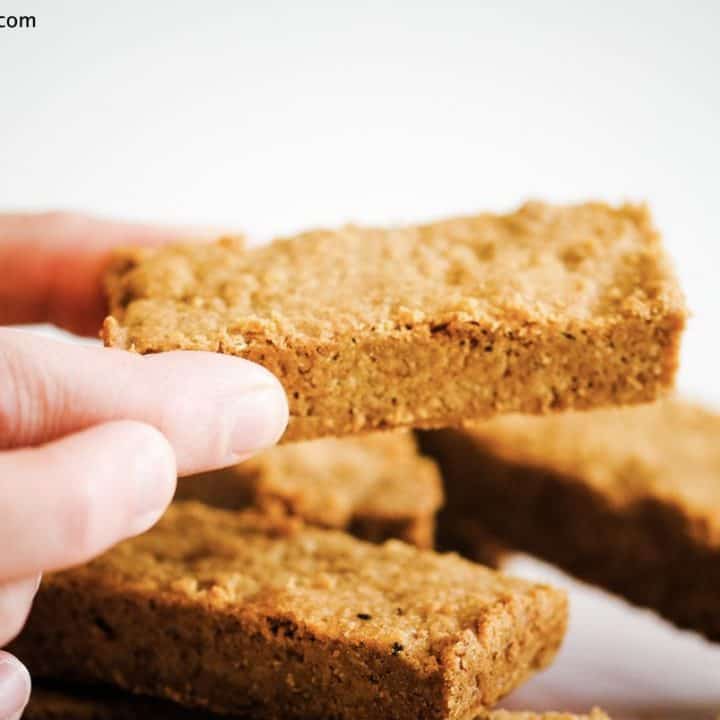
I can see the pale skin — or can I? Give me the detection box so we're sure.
[0,212,289,720]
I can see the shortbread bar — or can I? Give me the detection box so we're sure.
[176,431,443,548]
[421,398,720,640]
[25,683,213,719]
[13,503,567,720]
[25,684,609,720]
[103,202,686,441]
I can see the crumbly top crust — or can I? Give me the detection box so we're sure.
[464,398,720,544]
[53,502,564,666]
[226,431,443,522]
[103,202,685,352]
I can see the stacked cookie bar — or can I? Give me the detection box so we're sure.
[102,201,683,440]
[14,201,689,718]
[422,398,720,641]
[176,431,444,549]
[24,684,609,720]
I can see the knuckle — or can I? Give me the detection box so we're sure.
[0,336,67,448]
[0,344,32,448]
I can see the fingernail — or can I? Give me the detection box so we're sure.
[0,657,31,720]
[231,385,288,456]
[127,509,166,537]
[128,426,176,536]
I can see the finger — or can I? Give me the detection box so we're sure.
[0,421,175,580]
[0,652,31,720]
[1,329,288,474]
[0,576,41,647]
[0,211,229,335]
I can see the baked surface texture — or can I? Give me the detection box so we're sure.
[176,431,443,549]
[103,202,686,441]
[420,398,720,640]
[24,686,608,720]
[13,502,567,720]
[25,685,608,720]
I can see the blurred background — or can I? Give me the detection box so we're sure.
[1,1,719,716]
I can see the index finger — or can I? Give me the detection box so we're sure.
[0,211,230,335]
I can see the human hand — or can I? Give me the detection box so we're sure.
[0,212,288,719]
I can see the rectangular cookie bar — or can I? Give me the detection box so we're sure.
[13,502,568,720]
[25,685,609,720]
[420,398,720,640]
[176,431,444,548]
[25,684,609,720]
[437,514,508,569]
[103,202,686,442]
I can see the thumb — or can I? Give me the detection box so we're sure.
[0,328,288,475]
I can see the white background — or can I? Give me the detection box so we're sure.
[1,1,719,716]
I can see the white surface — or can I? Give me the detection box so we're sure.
[503,557,720,718]
[1,0,719,408]
[2,1,719,714]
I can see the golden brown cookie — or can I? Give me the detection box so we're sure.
[176,431,443,548]
[103,202,685,441]
[421,398,720,640]
[14,502,567,720]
